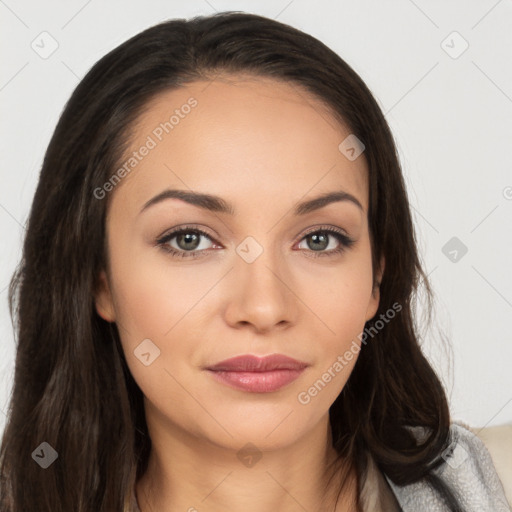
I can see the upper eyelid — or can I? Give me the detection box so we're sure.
[158,225,215,241]
[300,225,350,237]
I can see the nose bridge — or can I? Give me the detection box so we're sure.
[224,234,296,331]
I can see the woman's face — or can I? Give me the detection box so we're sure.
[95,74,383,451]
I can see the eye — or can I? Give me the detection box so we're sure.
[156,226,218,259]
[296,226,355,258]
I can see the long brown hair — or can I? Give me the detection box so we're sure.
[0,11,460,511]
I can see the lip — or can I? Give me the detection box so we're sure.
[206,354,309,372]
[205,354,309,393]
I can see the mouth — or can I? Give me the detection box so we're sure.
[205,354,309,393]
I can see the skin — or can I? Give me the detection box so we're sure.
[94,74,384,512]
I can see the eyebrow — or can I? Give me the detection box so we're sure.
[139,188,364,216]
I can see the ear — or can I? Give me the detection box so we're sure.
[365,255,385,322]
[93,269,116,322]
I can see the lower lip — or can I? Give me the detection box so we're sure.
[206,368,306,393]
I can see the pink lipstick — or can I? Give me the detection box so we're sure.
[205,354,308,393]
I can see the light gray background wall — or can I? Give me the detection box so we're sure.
[1,0,511,436]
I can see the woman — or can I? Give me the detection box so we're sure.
[0,11,508,512]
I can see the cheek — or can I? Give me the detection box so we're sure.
[291,250,374,404]
[107,241,214,395]
[111,265,195,419]
[306,254,374,339]
[108,234,199,337]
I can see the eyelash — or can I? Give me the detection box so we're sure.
[156,225,355,260]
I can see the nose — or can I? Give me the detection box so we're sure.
[223,244,298,334]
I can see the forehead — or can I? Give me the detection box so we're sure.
[112,74,369,215]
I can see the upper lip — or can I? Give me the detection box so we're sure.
[206,354,309,372]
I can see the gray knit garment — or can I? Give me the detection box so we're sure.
[130,422,511,511]
[385,422,511,511]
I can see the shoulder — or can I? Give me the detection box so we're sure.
[466,422,512,507]
[384,421,511,512]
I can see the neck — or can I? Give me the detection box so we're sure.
[135,403,357,512]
